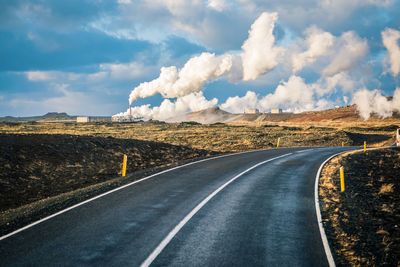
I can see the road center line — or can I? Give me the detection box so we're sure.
[141,152,293,267]
[0,148,283,241]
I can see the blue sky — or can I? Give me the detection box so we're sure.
[0,0,399,116]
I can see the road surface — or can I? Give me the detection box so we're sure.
[0,147,349,266]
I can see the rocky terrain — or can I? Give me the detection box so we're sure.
[319,147,400,266]
[0,134,213,235]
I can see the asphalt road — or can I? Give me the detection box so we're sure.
[0,147,350,266]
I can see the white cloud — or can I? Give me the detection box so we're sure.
[314,72,356,96]
[241,12,284,80]
[207,0,228,11]
[9,84,117,115]
[322,31,368,76]
[382,28,400,76]
[99,62,154,80]
[26,71,54,81]
[95,0,396,52]
[254,0,393,33]
[24,61,154,84]
[292,26,334,72]
[117,0,132,4]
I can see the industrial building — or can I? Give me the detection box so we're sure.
[244,108,260,114]
[76,116,112,123]
[271,108,283,114]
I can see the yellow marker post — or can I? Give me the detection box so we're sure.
[121,154,128,177]
[341,141,344,147]
[340,166,345,192]
[363,141,367,153]
[277,137,281,148]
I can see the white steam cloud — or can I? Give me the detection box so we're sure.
[128,11,283,105]
[241,12,284,80]
[221,75,334,113]
[128,53,234,104]
[117,92,217,121]
[353,88,400,119]
[291,28,367,76]
[115,11,397,122]
[382,28,400,76]
[322,31,368,76]
[292,27,334,73]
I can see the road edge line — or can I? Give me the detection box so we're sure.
[314,151,347,267]
[140,152,293,267]
[0,148,282,241]
[314,146,394,266]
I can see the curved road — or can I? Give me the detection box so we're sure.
[0,147,349,266]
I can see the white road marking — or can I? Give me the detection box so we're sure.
[314,146,391,267]
[295,148,314,153]
[0,148,288,241]
[314,152,345,267]
[140,152,293,267]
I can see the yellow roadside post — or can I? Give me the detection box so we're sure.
[341,141,344,147]
[340,166,345,192]
[122,154,128,177]
[277,137,281,148]
[363,141,367,153]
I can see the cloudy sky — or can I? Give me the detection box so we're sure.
[0,0,399,117]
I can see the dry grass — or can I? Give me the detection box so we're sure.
[319,147,400,266]
[0,121,396,152]
[379,183,394,195]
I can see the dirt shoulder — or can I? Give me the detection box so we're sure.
[0,134,215,236]
[319,147,400,266]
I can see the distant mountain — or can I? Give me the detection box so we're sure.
[0,112,76,122]
[40,112,74,121]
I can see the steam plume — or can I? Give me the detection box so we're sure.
[382,28,400,76]
[241,12,284,80]
[118,92,217,121]
[221,75,334,113]
[292,27,334,73]
[322,31,368,76]
[128,53,234,104]
[116,10,397,122]
[353,88,400,119]
[128,11,283,105]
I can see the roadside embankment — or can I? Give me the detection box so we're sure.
[0,134,214,236]
[319,147,400,266]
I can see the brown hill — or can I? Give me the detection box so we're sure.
[173,105,400,126]
[167,107,236,124]
[286,105,360,122]
[284,105,400,124]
